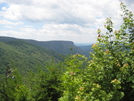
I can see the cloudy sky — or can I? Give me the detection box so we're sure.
[0,0,133,43]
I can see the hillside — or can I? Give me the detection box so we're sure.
[0,36,88,56]
[78,45,93,53]
[26,40,85,55]
[0,36,90,74]
[0,40,61,74]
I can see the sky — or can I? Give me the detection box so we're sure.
[0,0,134,43]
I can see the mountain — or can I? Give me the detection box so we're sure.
[0,36,92,73]
[26,40,84,55]
[0,39,61,74]
[78,45,93,53]
[0,36,87,55]
[74,43,93,46]
[77,45,93,57]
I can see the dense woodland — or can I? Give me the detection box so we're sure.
[0,3,134,101]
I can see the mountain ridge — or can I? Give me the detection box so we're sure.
[0,36,88,56]
[0,36,93,74]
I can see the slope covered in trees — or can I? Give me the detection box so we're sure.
[0,36,88,56]
[78,45,92,56]
[26,40,85,55]
[0,40,61,74]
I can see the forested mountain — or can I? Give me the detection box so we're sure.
[0,36,90,56]
[26,40,85,55]
[78,45,93,54]
[0,36,18,42]
[0,39,61,74]
[0,36,91,74]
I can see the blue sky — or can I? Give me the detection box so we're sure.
[0,0,133,43]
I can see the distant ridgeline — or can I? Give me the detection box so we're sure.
[0,36,91,55]
[0,36,92,74]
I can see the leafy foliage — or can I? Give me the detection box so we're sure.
[59,3,134,101]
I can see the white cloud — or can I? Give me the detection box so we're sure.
[0,0,133,43]
[0,0,122,24]
[1,0,133,23]
[0,4,22,20]
[38,23,97,43]
[0,30,25,38]
[25,25,33,28]
[4,0,33,5]
[0,23,97,43]
[0,0,4,3]
[5,26,13,28]
[2,7,7,10]
[0,20,23,25]
[41,23,96,35]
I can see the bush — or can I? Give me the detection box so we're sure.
[59,3,134,101]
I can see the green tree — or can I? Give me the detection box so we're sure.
[59,54,88,101]
[26,60,63,101]
[59,3,134,101]
[0,66,31,101]
[86,3,134,100]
